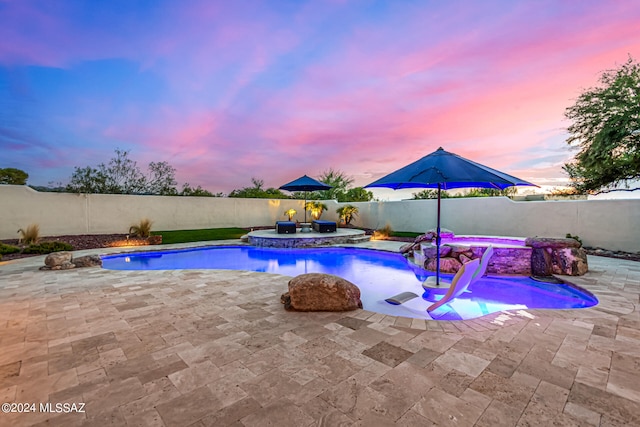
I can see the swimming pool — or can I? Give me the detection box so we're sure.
[101,246,598,321]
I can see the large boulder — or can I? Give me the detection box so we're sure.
[426,257,462,273]
[44,252,74,270]
[399,242,418,254]
[422,244,452,259]
[415,232,435,243]
[72,255,103,268]
[449,245,473,259]
[282,273,362,312]
[525,237,581,249]
[552,247,589,276]
[527,237,588,276]
[427,228,454,239]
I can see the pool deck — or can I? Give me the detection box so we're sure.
[0,240,639,426]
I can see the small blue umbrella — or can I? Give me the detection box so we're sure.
[365,147,538,285]
[280,175,332,223]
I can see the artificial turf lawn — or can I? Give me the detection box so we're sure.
[153,227,247,244]
[390,231,421,238]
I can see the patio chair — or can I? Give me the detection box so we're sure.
[426,258,480,312]
[275,221,296,234]
[312,220,337,233]
[385,247,493,306]
[422,245,494,290]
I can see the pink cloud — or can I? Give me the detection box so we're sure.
[3,1,640,193]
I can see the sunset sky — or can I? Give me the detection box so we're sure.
[2,0,639,199]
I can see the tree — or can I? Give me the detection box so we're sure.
[146,161,177,195]
[66,166,109,193]
[336,205,359,225]
[564,56,640,193]
[412,187,516,199]
[316,168,353,201]
[0,168,29,185]
[306,169,374,202]
[305,201,328,219]
[343,187,374,202]
[412,189,451,199]
[180,183,221,197]
[459,188,516,197]
[66,149,181,195]
[228,177,288,198]
[103,148,147,193]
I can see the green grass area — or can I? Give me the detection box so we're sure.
[153,228,247,244]
[389,231,421,238]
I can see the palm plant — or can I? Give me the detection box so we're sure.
[305,201,328,220]
[284,208,297,221]
[129,218,153,238]
[336,205,358,225]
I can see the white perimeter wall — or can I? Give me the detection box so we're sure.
[1,185,638,253]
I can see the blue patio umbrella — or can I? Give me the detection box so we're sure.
[279,175,332,223]
[365,147,538,286]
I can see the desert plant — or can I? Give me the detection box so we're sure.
[373,224,393,240]
[129,218,153,238]
[305,201,328,220]
[17,224,40,245]
[566,233,583,246]
[284,208,297,221]
[22,241,73,254]
[0,243,21,255]
[336,205,359,225]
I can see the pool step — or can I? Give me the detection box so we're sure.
[348,235,371,244]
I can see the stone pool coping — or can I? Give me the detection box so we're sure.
[1,239,639,425]
[247,227,367,247]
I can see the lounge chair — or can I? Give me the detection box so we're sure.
[385,247,494,307]
[422,245,494,290]
[426,258,480,312]
[312,220,336,233]
[275,221,296,234]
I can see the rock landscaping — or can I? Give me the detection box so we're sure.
[40,252,103,270]
[404,231,592,276]
[281,273,363,311]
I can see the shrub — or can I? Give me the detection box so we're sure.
[566,233,583,247]
[284,208,297,221]
[0,243,21,255]
[17,224,40,244]
[305,201,328,220]
[22,241,74,254]
[336,205,359,225]
[129,218,153,238]
[373,224,393,240]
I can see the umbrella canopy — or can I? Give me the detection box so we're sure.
[279,175,332,222]
[365,147,538,286]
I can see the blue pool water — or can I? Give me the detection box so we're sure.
[101,246,598,321]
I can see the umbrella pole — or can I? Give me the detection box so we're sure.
[436,183,442,286]
[304,191,307,223]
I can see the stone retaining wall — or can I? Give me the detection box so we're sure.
[416,244,532,275]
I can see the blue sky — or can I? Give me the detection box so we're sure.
[1,0,639,197]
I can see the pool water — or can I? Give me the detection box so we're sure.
[101,246,598,321]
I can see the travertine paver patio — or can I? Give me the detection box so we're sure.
[0,240,639,426]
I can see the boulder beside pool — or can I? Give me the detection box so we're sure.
[281,273,363,311]
[40,252,102,270]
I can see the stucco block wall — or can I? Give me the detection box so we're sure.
[1,185,638,253]
[351,197,639,252]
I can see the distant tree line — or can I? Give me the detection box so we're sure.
[65,149,221,196]
[227,169,375,202]
[412,187,517,199]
